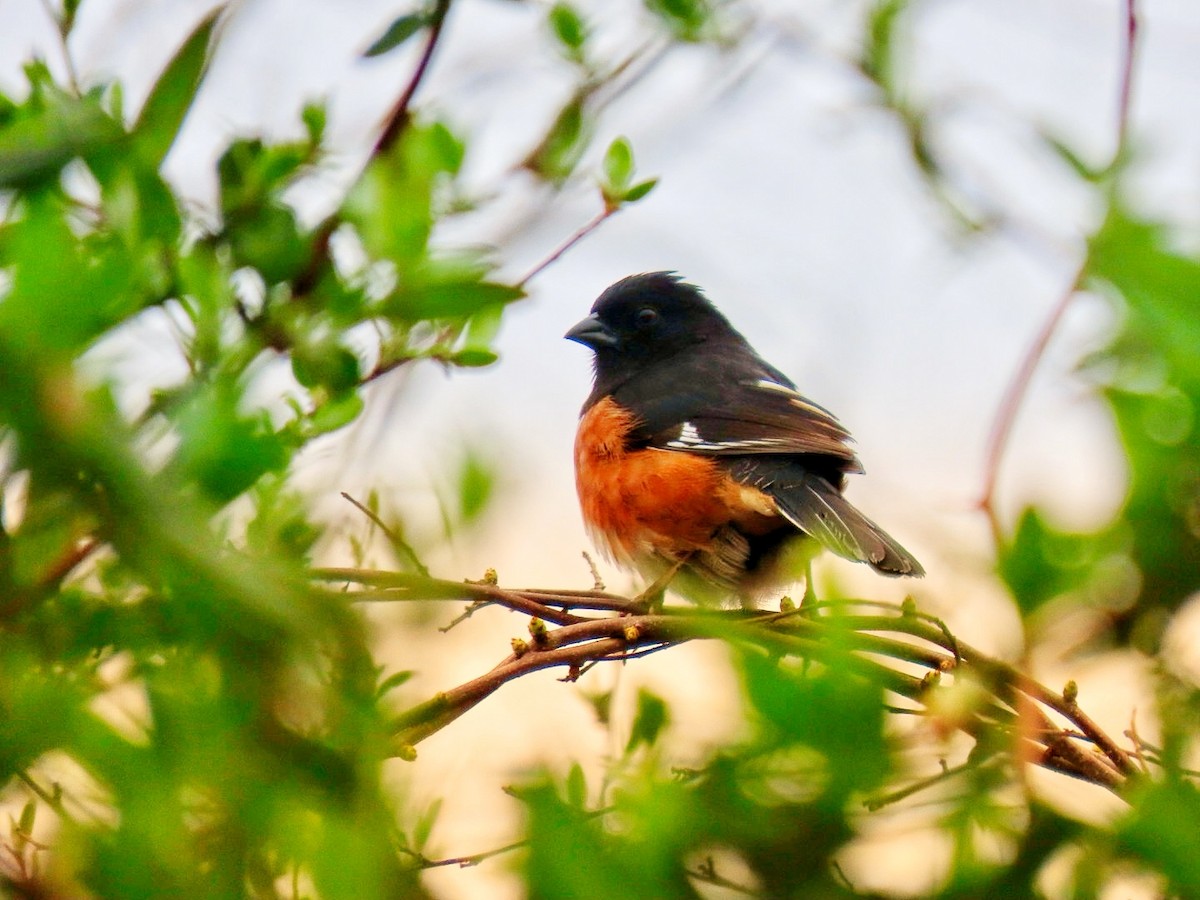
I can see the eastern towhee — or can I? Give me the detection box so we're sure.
[566,272,923,605]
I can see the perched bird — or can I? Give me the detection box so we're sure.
[566,272,923,605]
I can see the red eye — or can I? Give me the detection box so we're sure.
[635,307,659,327]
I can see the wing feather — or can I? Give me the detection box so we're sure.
[729,458,924,577]
[643,378,861,468]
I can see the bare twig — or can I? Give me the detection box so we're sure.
[518,207,617,287]
[977,265,1085,544]
[408,804,614,870]
[582,552,605,591]
[686,856,760,896]
[373,0,454,158]
[977,0,1140,540]
[864,758,990,811]
[16,772,69,821]
[1116,0,1139,154]
[0,536,101,620]
[339,492,430,576]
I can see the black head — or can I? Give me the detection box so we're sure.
[565,273,738,368]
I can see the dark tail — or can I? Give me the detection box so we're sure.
[770,473,924,577]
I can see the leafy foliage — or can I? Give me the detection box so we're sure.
[1086,210,1200,639]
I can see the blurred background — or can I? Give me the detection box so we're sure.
[2,0,1196,895]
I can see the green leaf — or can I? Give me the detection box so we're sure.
[244,476,321,560]
[644,0,713,42]
[450,348,498,368]
[623,177,658,203]
[177,241,233,369]
[997,508,1123,616]
[522,782,671,898]
[861,0,909,89]
[363,13,428,58]
[134,13,217,164]
[565,763,587,809]
[343,121,464,266]
[463,303,504,350]
[0,189,142,356]
[302,102,327,146]
[413,797,443,852]
[0,94,122,187]
[549,3,588,60]
[309,391,365,436]
[229,203,312,283]
[17,798,36,835]
[388,280,523,321]
[88,143,184,248]
[169,379,290,502]
[738,650,888,801]
[625,688,668,753]
[582,689,613,726]
[292,340,362,394]
[599,139,658,209]
[456,451,494,524]
[61,0,82,26]
[601,136,633,194]
[1118,781,1200,896]
[523,95,590,184]
[218,139,309,214]
[427,120,466,173]
[1084,207,1200,639]
[376,670,415,698]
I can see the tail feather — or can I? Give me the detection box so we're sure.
[771,474,924,577]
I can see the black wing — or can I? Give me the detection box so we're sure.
[612,342,862,470]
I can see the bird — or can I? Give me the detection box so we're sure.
[565,272,923,606]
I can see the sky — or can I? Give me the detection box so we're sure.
[1,0,1198,895]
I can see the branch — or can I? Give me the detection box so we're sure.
[518,207,617,288]
[322,570,1137,793]
[407,804,614,870]
[289,0,454,302]
[1116,0,1139,154]
[373,0,454,158]
[977,264,1085,542]
[977,0,1140,538]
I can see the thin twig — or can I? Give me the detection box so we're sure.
[582,552,605,591]
[863,758,996,811]
[411,804,614,870]
[976,0,1140,542]
[518,207,616,287]
[16,772,69,821]
[685,857,760,896]
[373,0,454,157]
[339,492,429,576]
[40,0,82,95]
[1116,0,1139,154]
[977,264,1085,544]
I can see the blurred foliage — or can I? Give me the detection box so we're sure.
[0,1,1198,899]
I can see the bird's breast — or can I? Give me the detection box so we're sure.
[574,397,782,564]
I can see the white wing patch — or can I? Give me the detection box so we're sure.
[750,378,795,395]
[675,421,703,446]
[664,419,791,452]
[749,379,840,420]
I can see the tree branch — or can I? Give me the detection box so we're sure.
[320,570,1137,793]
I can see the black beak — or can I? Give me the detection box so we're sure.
[564,313,618,349]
